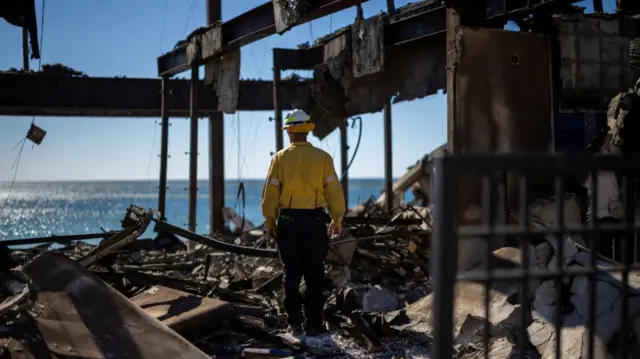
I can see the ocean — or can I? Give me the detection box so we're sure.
[0,179,408,240]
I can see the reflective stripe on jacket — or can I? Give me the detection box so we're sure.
[261,141,346,231]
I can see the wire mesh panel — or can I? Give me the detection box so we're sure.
[431,154,640,359]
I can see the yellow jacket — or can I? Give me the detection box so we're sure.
[261,141,346,231]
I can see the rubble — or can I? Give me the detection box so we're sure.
[0,203,434,358]
[0,63,88,77]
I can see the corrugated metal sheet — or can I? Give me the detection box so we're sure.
[554,111,607,152]
[556,15,633,111]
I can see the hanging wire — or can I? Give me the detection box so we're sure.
[181,0,196,39]
[231,113,247,232]
[339,116,363,184]
[5,0,48,215]
[159,0,170,52]
[236,182,246,232]
[0,137,28,216]
[146,120,159,186]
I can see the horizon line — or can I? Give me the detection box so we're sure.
[0,177,396,183]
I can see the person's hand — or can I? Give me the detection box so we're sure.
[267,228,276,246]
[328,221,341,238]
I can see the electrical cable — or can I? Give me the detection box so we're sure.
[1,137,28,217]
[236,182,246,232]
[181,0,196,39]
[159,0,169,52]
[146,120,158,188]
[231,114,247,232]
[339,116,363,184]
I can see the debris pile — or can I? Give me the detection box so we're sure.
[0,203,435,358]
[0,63,88,77]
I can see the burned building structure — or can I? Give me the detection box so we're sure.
[2,0,640,357]
[1,0,638,230]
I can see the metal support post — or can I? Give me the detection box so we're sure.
[384,99,393,213]
[208,0,225,235]
[188,65,199,246]
[273,65,284,152]
[158,76,170,220]
[22,28,29,71]
[593,0,603,12]
[386,0,395,13]
[209,113,225,234]
[340,123,349,205]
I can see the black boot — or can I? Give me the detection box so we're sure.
[305,324,328,337]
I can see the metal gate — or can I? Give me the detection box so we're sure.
[431,154,640,359]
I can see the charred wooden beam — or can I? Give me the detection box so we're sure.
[0,74,308,117]
[157,0,366,77]
[268,0,578,74]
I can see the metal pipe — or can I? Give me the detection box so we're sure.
[384,99,393,213]
[2,232,117,247]
[22,28,29,71]
[159,76,170,220]
[273,65,284,152]
[155,221,278,258]
[208,0,225,235]
[340,123,349,205]
[188,65,199,247]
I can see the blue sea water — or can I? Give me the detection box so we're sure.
[0,179,403,240]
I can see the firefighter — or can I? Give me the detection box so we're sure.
[261,109,346,337]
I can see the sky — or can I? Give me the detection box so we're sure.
[0,0,614,181]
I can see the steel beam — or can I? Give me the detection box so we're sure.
[0,74,308,117]
[267,0,574,72]
[158,0,367,77]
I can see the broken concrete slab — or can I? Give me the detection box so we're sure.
[18,252,210,359]
[526,221,640,359]
[131,285,233,337]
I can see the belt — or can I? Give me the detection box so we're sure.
[279,208,330,222]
